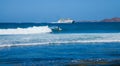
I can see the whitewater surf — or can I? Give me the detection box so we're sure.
[0,26,52,35]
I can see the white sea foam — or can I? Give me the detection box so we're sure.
[0,33,120,48]
[0,42,49,47]
[0,39,120,48]
[0,26,52,35]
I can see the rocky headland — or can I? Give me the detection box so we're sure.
[77,17,120,22]
[101,17,120,22]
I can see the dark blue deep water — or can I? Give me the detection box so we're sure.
[0,22,120,66]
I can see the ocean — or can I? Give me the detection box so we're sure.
[0,22,120,66]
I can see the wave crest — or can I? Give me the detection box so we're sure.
[0,26,52,35]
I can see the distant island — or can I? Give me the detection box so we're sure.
[78,17,120,22]
[101,17,120,22]
[57,17,120,23]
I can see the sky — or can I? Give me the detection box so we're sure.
[0,0,120,22]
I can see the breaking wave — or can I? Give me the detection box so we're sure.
[0,26,52,35]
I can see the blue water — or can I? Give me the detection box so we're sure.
[0,22,120,66]
[0,22,120,33]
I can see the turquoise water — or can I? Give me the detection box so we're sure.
[0,22,120,66]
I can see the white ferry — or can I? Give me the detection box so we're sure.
[58,18,74,23]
